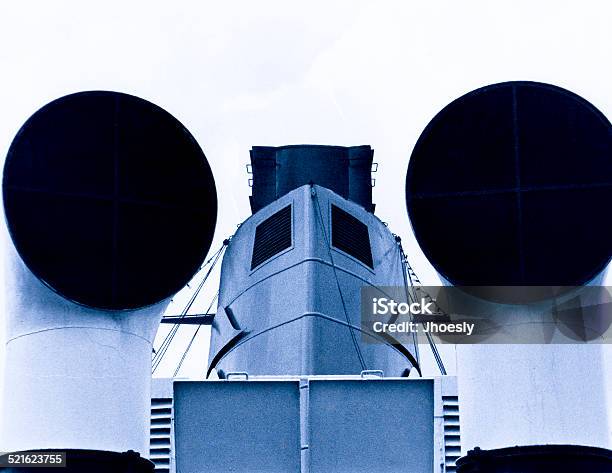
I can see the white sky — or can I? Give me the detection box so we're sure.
[0,1,611,385]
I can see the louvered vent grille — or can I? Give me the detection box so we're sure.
[331,205,373,268]
[251,205,292,269]
[150,397,173,473]
[443,395,461,472]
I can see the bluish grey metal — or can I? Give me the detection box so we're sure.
[405,83,612,452]
[307,379,434,472]
[160,314,214,325]
[173,380,301,473]
[208,184,417,377]
[171,377,437,473]
[249,145,375,213]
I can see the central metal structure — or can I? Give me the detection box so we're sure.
[208,145,418,378]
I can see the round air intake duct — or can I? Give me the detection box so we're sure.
[3,91,217,310]
[407,82,612,453]
[406,81,611,289]
[0,91,217,457]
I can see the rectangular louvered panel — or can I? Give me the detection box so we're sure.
[251,205,292,269]
[443,395,461,472]
[150,397,173,473]
[331,205,373,268]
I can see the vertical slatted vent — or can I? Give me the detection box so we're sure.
[150,397,173,473]
[443,395,461,472]
[251,205,292,269]
[331,205,373,268]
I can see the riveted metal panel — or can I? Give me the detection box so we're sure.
[173,381,301,473]
[308,379,434,473]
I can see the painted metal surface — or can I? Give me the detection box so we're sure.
[249,145,374,213]
[208,184,417,378]
[307,379,434,473]
[173,380,301,473]
[0,91,217,456]
[406,82,612,452]
[172,377,442,473]
[0,241,165,455]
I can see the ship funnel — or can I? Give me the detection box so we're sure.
[210,145,416,378]
[0,91,217,464]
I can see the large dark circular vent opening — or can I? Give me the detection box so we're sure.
[406,81,612,287]
[3,91,217,310]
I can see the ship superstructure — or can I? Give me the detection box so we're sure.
[0,81,610,472]
[209,145,418,378]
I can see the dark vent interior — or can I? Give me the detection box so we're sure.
[251,205,292,269]
[3,91,217,310]
[406,81,612,287]
[331,205,373,268]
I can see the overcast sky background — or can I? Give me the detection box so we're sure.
[0,1,611,389]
